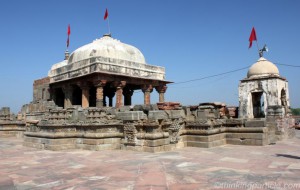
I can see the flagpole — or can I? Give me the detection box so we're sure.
[255,40,260,57]
[107,17,111,35]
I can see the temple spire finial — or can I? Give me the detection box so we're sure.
[259,44,268,58]
[64,50,70,60]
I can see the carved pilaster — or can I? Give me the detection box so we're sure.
[142,84,153,105]
[124,121,137,145]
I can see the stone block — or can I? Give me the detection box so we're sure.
[133,104,158,112]
[197,110,215,119]
[142,138,170,147]
[226,138,263,146]
[225,119,244,126]
[186,139,226,148]
[142,145,167,153]
[76,143,120,151]
[164,110,185,119]
[157,102,181,110]
[148,111,168,120]
[106,108,117,115]
[103,138,121,144]
[116,111,147,121]
[119,106,132,112]
[226,133,266,140]
[44,144,76,151]
[182,134,225,142]
[82,139,104,145]
[245,120,266,127]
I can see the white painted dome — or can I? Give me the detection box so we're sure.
[68,35,146,64]
[247,57,279,78]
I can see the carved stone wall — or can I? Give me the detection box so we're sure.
[33,77,50,102]
[18,101,295,152]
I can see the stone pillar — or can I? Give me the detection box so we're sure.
[62,85,73,108]
[142,84,153,105]
[123,88,134,106]
[81,86,90,109]
[114,81,126,108]
[155,84,167,103]
[94,80,107,108]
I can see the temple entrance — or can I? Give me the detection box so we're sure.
[252,92,265,118]
[72,85,82,106]
[54,88,64,107]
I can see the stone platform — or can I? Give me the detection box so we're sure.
[21,104,295,152]
[1,131,300,190]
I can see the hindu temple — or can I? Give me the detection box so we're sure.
[0,32,296,152]
[35,34,170,110]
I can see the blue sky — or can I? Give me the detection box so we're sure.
[0,0,299,113]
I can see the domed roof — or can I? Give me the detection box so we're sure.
[68,35,146,64]
[247,57,279,78]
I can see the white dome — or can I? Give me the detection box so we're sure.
[247,57,279,78]
[68,35,146,64]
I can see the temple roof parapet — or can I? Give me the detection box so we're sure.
[48,56,166,84]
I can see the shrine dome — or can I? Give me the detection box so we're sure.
[247,57,279,78]
[68,34,146,64]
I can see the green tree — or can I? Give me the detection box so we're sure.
[291,108,300,115]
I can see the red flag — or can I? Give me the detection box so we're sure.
[67,24,71,36]
[104,8,108,20]
[249,27,257,48]
[67,24,71,48]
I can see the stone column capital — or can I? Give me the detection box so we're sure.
[76,82,91,90]
[113,81,126,89]
[142,84,153,93]
[94,80,107,87]
[155,84,168,93]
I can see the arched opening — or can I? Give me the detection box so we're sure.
[252,92,265,118]
[54,88,64,107]
[89,86,96,107]
[72,85,82,106]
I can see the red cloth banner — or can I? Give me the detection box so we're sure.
[104,8,109,20]
[249,27,257,48]
[67,24,71,48]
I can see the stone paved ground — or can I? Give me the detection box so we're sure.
[1,131,300,190]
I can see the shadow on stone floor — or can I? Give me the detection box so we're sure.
[276,154,300,160]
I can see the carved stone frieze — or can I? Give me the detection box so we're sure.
[168,118,184,144]
[123,121,138,145]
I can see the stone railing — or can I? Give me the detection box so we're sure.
[46,108,73,123]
